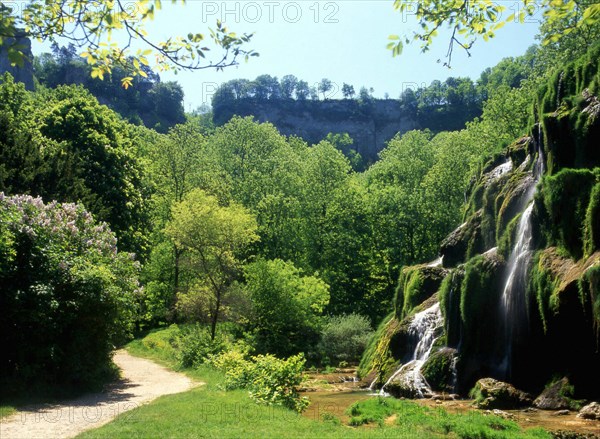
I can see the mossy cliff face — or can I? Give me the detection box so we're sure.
[361,44,600,399]
[536,44,600,173]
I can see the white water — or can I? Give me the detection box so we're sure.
[380,303,443,398]
[498,150,544,378]
[427,256,443,267]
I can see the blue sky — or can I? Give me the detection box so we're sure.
[32,1,543,110]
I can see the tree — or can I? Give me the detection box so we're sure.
[0,195,139,393]
[342,83,355,99]
[388,0,600,66]
[38,86,150,257]
[244,258,329,357]
[295,80,310,100]
[165,189,259,340]
[318,78,333,100]
[280,75,299,99]
[0,1,257,84]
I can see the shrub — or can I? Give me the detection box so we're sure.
[177,325,229,368]
[319,313,373,364]
[210,350,309,412]
[0,194,139,395]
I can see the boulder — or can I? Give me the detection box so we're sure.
[421,348,457,393]
[533,377,574,410]
[471,378,532,409]
[440,211,484,268]
[577,402,600,420]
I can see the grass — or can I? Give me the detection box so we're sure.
[78,326,552,439]
[0,404,17,419]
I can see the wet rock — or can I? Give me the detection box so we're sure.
[440,211,484,268]
[421,348,457,393]
[489,409,516,420]
[553,410,570,416]
[534,377,574,410]
[577,402,600,420]
[472,378,533,409]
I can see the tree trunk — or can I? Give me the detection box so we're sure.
[210,290,222,341]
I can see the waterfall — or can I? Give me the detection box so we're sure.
[499,203,535,377]
[498,148,544,378]
[380,302,443,398]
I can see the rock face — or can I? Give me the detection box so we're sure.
[213,99,418,162]
[472,378,533,409]
[0,35,34,90]
[577,402,600,420]
[533,377,574,410]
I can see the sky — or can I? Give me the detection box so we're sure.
[32,0,543,110]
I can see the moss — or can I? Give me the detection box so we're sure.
[357,312,400,383]
[498,211,524,260]
[421,348,456,393]
[536,43,600,173]
[459,253,503,357]
[528,251,561,333]
[536,168,598,259]
[577,263,600,341]
[394,265,446,319]
[439,269,464,348]
[495,171,536,241]
[583,183,600,257]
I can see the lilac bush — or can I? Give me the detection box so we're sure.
[0,193,140,394]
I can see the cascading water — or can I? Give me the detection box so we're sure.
[498,146,545,379]
[379,302,443,398]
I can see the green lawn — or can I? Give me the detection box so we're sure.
[78,327,551,439]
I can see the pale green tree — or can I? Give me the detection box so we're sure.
[166,189,259,339]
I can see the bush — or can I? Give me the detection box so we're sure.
[0,194,139,395]
[177,325,229,368]
[319,314,373,364]
[210,350,309,412]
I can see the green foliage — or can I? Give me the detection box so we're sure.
[536,42,600,173]
[346,397,549,438]
[165,188,259,339]
[0,194,139,395]
[319,314,374,364]
[34,47,186,133]
[578,263,600,339]
[584,182,600,257]
[536,168,599,258]
[391,0,600,68]
[176,325,229,368]
[244,258,329,358]
[357,313,400,382]
[395,266,446,319]
[421,349,456,393]
[0,1,256,80]
[211,351,309,412]
[459,255,502,357]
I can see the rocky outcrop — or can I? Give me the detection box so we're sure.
[534,377,575,410]
[471,378,533,409]
[577,402,600,420]
[0,35,34,90]
[213,99,418,162]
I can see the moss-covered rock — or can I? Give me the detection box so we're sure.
[358,295,440,388]
[506,136,532,167]
[533,377,580,410]
[395,265,447,319]
[421,347,457,393]
[439,269,464,349]
[536,43,600,173]
[470,378,533,409]
[536,168,599,259]
[440,212,485,268]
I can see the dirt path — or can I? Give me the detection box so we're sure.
[0,350,199,439]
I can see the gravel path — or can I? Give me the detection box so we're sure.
[0,350,199,439]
